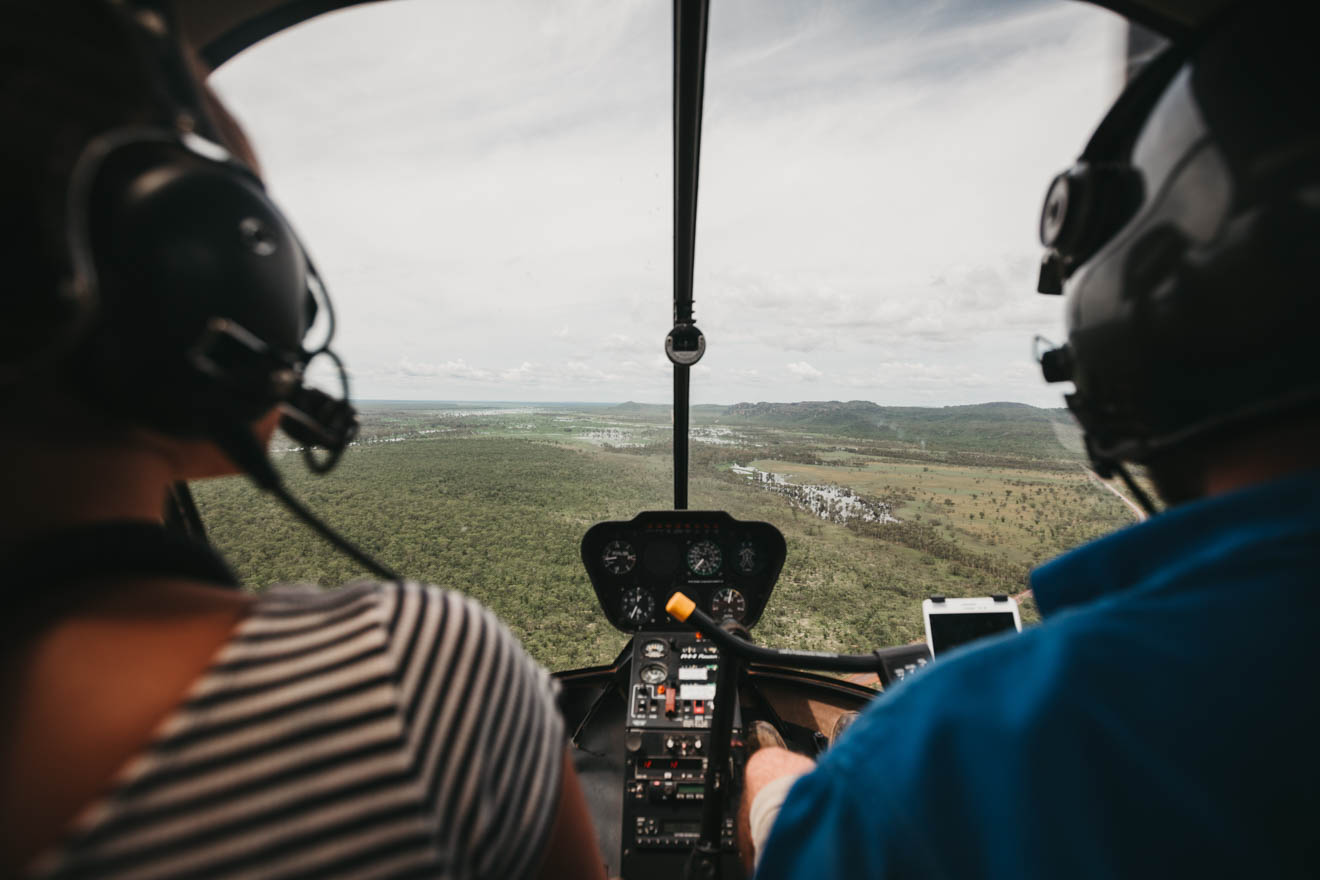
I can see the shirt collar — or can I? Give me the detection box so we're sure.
[1031,468,1320,617]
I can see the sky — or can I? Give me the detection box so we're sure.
[211,0,1126,407]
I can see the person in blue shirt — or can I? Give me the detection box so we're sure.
[739,4,1320,878]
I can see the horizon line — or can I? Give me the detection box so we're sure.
[354,397,1066,409]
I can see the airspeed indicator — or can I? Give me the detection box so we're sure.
[602,540,637,575]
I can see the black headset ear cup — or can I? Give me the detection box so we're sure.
[68,133,313,437]
[1039,162,1145,276]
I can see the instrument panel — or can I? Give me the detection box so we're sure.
[620,631,739,876]
[581,511,786,632]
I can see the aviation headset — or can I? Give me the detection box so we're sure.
[4,0,356,465]
[2,0,396,579]
[1035,5,1320,493]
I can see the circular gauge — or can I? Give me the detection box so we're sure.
[736,540,761,574]
[642,639,668,660]
[639,664,667,685]
[686,539,723,576]
[619,586,655,627]
[710,588,747,622]
[602,540,637,575]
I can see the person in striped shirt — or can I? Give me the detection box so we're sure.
[0,3,605,878]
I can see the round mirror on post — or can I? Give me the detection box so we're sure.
[665,323,706,366]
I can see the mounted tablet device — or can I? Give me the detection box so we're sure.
[923,595,1022,657]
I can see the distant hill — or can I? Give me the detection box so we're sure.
[607,401,725,420]
[606,401,662,415]
[357,398,1084,460]
[711,400,1082,459]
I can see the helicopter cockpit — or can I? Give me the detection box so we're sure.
[150,0,1241,877]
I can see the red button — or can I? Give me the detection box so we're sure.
[694,702,705,715]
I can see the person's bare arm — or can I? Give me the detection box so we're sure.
[737,747,816,874]
[534,750,607,880]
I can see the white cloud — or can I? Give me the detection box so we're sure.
[787,361,824,381]
[396,358,495,382]
[500,362,539,383]
[212,0,1124,407]
[601,333,640,353]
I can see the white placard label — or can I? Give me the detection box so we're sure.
[678,666,709,681]
[680,684,717,701]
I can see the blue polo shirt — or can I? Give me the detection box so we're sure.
[756,469,1320,879]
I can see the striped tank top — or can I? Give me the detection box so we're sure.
[26,581,565,879]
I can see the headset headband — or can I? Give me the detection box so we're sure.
[105,0,220,140]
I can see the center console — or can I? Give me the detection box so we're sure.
[620,631,739,879]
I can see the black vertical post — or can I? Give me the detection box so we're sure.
[675,364,690,509]
[671,0,710,512]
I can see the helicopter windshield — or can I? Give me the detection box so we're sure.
[201,0,1130,673]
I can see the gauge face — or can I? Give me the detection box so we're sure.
[639,664,667,685]
[642,639,668,660]
[619,586,655,627]
[602,540,637,575]
[736,540,760,574]
[686,539,723,576]
[710,588,747,622]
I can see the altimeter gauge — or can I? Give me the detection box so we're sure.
[619,586,655,627]
[710,587,747,622]
[686,539,723,576]
[602,540,637,575]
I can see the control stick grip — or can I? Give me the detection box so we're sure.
[667,592,697,622]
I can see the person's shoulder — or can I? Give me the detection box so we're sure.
[239,581,551,691]
[249,579,511,641]
[244,580,557,704]
[254,579,382,610]
[355,581,548,665]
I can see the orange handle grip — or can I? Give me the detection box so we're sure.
[666,592,697,622]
